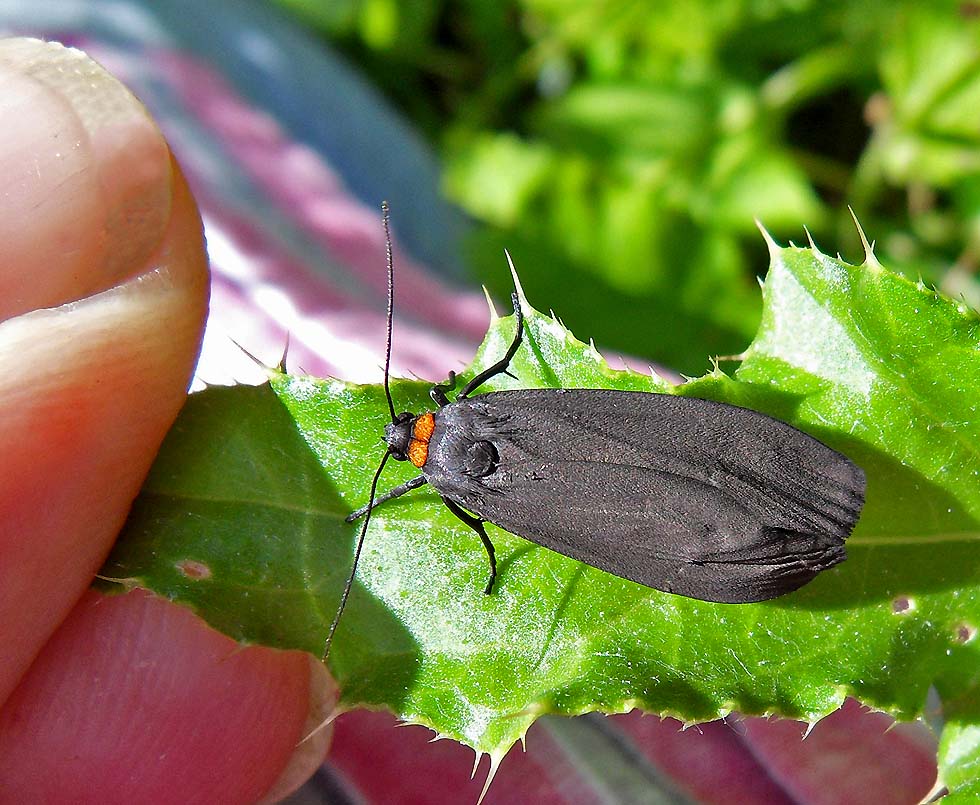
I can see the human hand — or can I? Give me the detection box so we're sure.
[0,38,334,801]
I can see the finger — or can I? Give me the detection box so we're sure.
[0,38,208,703]
[0,589,336,802]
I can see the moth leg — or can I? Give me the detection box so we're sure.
[345,475,428,522]
[430,370,457,407]
[441,496,497,595]
[458,293,524,400]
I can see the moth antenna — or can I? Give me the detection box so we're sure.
[323,450,391,660]
[382,201,398,424]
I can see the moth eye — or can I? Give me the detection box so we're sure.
[464,440,499,478]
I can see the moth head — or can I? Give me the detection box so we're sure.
[383,411,415,461]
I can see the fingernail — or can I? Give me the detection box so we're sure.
[260,657,341,802]
[0,38,170,318]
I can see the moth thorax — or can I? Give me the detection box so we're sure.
[406,412,435,468]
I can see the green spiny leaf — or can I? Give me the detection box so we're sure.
[100,236,980,765]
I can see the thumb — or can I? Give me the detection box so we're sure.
[0,41,335,802]
[0,37,209,702]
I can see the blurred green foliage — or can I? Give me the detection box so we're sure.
[275,0,980,375]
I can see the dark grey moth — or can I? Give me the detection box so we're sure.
[325,205,866,655]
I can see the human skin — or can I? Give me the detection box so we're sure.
[0,39,333,802]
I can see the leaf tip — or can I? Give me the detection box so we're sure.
[709,354,742,376]
[802,225,821,254]
[93,573,140,591]
[477,748,508,804]
[504,249,528,305]
[277,332,291,374]
[755,219,780,261]
[848,207,882,268]
[229,337,287,379]
[301,714,337,746]
[483,285,499,322]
